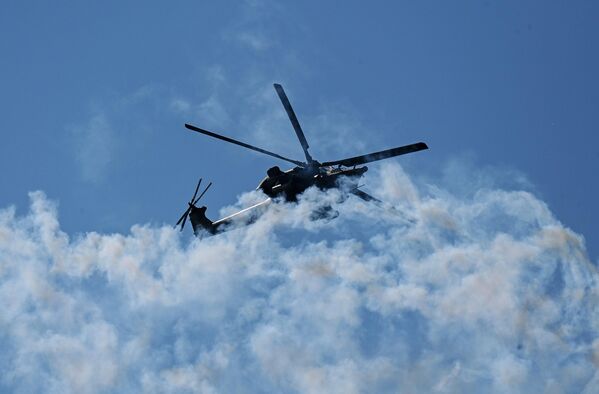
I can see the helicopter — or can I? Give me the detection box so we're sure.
[176,83,428,235]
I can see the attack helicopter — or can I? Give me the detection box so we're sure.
[176,83,428,235]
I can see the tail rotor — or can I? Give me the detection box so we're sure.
[175,178,213,231]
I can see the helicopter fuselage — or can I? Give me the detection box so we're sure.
[257,164,368,201]
[178,83,428,236]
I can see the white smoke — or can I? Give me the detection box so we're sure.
[0,163,597,393]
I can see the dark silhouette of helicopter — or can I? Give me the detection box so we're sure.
[176,84,428,235]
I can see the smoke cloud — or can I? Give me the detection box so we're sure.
[0,164,597,393]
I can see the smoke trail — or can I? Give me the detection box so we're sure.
[0,164,597,393]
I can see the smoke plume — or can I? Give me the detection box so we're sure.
[0,164,597,393]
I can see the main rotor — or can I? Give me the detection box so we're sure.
[184,83,428,169]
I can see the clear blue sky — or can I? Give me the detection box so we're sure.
[1,0,597,259]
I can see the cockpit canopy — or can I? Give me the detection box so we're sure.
[267,166,284,178]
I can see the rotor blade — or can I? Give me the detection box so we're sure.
[181,211,188,231]
[175,206,191,227]
[350,188,414,224]
[193,182,212,205]
[351,188,382,203]
[185,123,305,167]
[175,178,202,228]
[321,142,428,167]
[273,84,313,163]
[191,178,202,203]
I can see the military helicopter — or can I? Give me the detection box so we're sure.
[176,83,428,235]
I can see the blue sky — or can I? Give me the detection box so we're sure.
[1,0,597,258]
